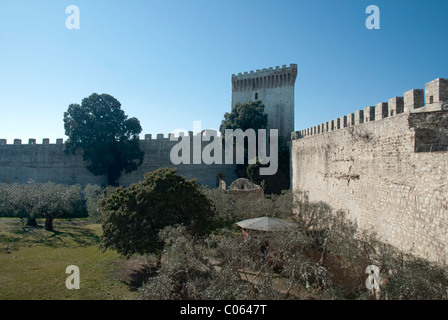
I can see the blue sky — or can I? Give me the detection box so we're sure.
[1,0,447,143]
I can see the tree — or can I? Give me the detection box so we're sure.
[100,168,215,258]
[0,183,85,230]
[219,100,267,135]
[219,100,267,179]
[220,100,290,194]
[0,183,37,226]
[83,184,107,222]
[63,93,144,186]
[31,183,85,231]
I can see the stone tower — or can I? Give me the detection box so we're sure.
[231,64,298,139]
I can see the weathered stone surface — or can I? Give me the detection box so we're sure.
[388,97,404,116]
[292,110,448,265]
[404,89,424,111]
[425,78,448,104]
[231,64,297,140]
[0,138,238,188]
[291,78,448,265]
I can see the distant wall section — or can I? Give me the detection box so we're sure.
[0,133,238,188]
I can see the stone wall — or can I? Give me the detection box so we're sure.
[0,134,238,188]
[291,78,448,265]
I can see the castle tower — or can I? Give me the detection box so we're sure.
[231,64,298,139]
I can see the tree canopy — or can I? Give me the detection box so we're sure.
[99,168,215,257]
[63,93,144,186]
[219,100,267,135]
[0,183,85,230]
[219,100,290,193]
[219,100,267,179]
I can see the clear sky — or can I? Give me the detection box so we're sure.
[1,0,447,143]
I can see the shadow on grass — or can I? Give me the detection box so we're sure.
[6,221,101,249]
[42,227,101,248]
[125,265,157,291]
[10,225,43,235]
[115,257,158,292]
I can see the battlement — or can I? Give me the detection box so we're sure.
[0,131,225,146]
[0,138,64,145]
[232,64,298,92]
[292,77,448,140]
[142,130,220,142]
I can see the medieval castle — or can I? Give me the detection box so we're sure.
[0,64,447,265]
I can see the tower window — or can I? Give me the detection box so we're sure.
[429,95,434,104]
[255,93,258,100]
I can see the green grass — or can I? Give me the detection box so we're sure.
[0,218,139,300]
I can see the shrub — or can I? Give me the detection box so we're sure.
[139,226,284,300]
[139,187,448,300]
[83,184,107,221]
[100,168,215,257]
[202,188,294,229]
[202,187,236,228]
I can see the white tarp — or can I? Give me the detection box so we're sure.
[236,216,296,232]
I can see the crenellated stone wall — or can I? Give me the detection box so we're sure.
[291,77,448,265]
[0,133,238,188]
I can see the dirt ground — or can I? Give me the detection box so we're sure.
[112,256,156,291]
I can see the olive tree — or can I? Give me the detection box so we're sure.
[0,183,84,230]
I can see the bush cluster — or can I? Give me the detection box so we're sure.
[0,183,85,218]
[202,188,293,228]
[137,188,448,300]
[0,182,108,226]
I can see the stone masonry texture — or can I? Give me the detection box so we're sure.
[0,135,238,188]
[291,78,448,265]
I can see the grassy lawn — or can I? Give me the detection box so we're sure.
[0,218,139,300]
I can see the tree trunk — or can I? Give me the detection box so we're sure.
[318,237,328,266]
[105,173,110,187]
[45,213,54,231]
[26,217,38,227]
[107,171,119,187]
[155,252,162,270]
